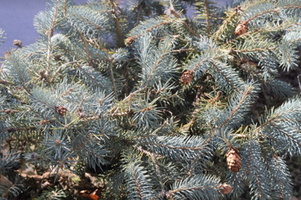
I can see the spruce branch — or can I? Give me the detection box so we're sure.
[50,61,77,83]
[135,146,164,191]
[39,70,51,86]
[1,1,301,199]
[136,3,143,26]
[76,27,92,66]
[22,83,32,95]
[144,136,212,162]
[252,100,301,154]
[0,109,19,114]
[262,153,277,182]
[224,29,261,46]
[244,140,272,199]
[86,38,108,53]
[226,46,277,53]
[75,62,105,90]
[109,58,118,99]
[0,79,15,86]
[212,8,239,42]
[0,63,4,76]
[127,17,170,40]
[210,61,239,92]
[185,130,216,177]
[46,0,59,72]
[171,48,196,53]
[109,0,124,47]
[143,35,179,87]
[123,153,155,200]
[179,87,202,132]
[270,155,293,199]
[122,62,130,96]
[219,84,256,128]
[203,0,210,37]
[270,121,301,147]
[1,178,21,199]
[169,0,198,37]
[244,8,279,24]
[168,174,222,199]
[123,86,147,101]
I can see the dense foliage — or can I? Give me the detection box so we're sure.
[1,0,301,199]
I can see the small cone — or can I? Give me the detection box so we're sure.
[220,184,232,194]
[55,106,67,116]
[226,147,241,173]
[180,70,193,85]
[235,21,248,36]
[13,39,22,48]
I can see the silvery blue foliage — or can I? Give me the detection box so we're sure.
[0,0,301,199]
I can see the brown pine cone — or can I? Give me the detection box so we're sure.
[235,21,248,36]
[55,106,67,116]
[220,184,232,194]
[13,39,22,48]
[226,147,242,173]
[180,70,193,85]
